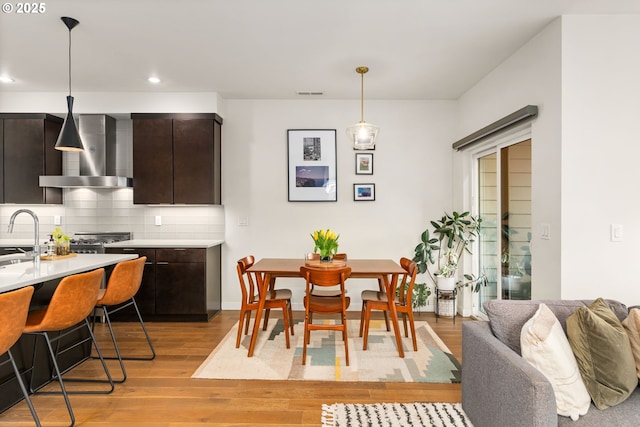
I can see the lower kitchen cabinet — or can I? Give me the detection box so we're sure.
[105,246,221,322]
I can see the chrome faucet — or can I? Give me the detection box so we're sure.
[8,209,40,258]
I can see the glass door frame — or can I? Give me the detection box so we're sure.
[464,124,532,318]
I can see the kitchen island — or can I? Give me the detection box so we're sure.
[0,253,138,414]
[0,253,138,293]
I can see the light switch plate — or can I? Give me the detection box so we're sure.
[540,223,551,240]
[54,215,61,225]
[611,224,623,242]
[155,215,162,226]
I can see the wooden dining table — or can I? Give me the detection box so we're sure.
[246,258,408,358]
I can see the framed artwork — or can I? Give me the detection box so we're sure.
[287,129,337,202]
[355,152,373,175]
[353,183,375,201]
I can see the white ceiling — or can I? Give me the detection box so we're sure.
[1,0,639,100]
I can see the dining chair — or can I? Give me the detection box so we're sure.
[236,255,294,349]
[91,256,156,383]
[23,268,114,427]
[359,257,418,351]
[300,265,352,365]
[307,253,348,297]
[0,286,41,426]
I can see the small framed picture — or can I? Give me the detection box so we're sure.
[355,152,373,175]
[354,183,375,201]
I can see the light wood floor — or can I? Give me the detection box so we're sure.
[0,310,466,426]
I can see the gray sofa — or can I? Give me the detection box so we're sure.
[461,299,640,427]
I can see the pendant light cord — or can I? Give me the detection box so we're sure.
[67,28,72,96]
[360,71,364,123]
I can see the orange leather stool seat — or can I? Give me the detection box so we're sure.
[92,256,155,383]
[23,268,114,427]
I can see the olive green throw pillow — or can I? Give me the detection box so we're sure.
[567,298,637,410]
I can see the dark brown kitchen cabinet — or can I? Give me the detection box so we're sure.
[0,114,63,204]
[105,246,221,322]
[155,249,206,315]
[131,113,222,205]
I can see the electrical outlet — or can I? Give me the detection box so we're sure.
[54,215,61,225]
[155,215,162,226]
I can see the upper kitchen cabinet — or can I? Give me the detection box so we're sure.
[0,114,63,204]
[131,113,223,204]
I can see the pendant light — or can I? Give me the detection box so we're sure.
[55,16,84,152]
[346,66,379,150]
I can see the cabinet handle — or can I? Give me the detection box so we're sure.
[156,262,169,265]
[173,248,187,251]
[144,262,153,265]
[122,248,136,251]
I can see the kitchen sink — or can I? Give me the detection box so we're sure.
[0,253,33,267]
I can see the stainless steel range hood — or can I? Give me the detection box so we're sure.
[40,114,133,188]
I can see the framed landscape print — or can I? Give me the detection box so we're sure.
[355,152,373,175]
[287,129,337,202]
[353,183,375,201]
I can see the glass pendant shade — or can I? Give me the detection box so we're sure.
[346,121,379,150]
[55,95,83,151]
[347,66,378,150]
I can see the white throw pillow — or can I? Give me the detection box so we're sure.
[520,303,591,420]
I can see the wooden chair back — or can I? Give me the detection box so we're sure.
[397,257,417,308]
[237,255,258,304]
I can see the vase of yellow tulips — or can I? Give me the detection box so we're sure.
[311,228,339,262]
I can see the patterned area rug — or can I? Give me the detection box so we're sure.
[192,318,461,383]
[321,402,474,427]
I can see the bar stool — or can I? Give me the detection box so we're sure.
[0,286,40,426]
[91,256,155,383]
[23,268,114,427]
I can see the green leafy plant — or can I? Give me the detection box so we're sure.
[412,211,486,292]
[396,281,432,312]
[51,227,70,244]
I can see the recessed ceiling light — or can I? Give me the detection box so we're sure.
[147,76,161,84]
[0,76,15,83]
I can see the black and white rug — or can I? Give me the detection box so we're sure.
[321,402,474,427]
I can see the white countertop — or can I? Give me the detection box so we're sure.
[0,253,137,293]
[105,239,224,248]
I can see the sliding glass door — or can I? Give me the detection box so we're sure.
[478,140,532,309]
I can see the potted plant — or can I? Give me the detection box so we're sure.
[397,280,432,313]
[412,211,486,292]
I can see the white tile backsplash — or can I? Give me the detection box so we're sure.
[0,188,225,242]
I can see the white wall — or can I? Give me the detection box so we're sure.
[456,15,640,307]
[560,15,640,304]
[222,99,456,310]
[456,18,563,300]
